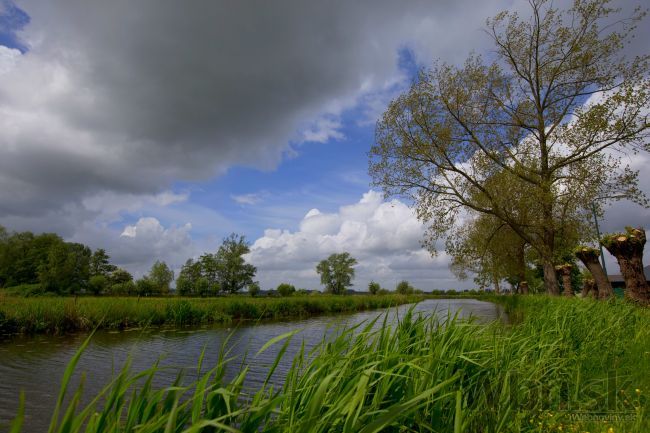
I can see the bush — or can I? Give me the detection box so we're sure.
[277,283,296,297]
[368,281,381,295]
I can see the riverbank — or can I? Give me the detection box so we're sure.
[0,293,423,335]
[7,295,648,433]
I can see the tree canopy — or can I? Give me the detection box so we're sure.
[369,0,649,294]
[316,252,357,294]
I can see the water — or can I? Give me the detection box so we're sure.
[0,298,505,432]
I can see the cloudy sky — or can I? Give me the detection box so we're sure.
[0,0,647,291]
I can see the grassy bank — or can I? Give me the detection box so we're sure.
[8,295,650,432]
[0,293,423,335]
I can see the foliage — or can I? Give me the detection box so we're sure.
[8,296,650,432]
[38,242,92,295]
[89,249,116,277]
[368,280,381,295]
[276,282,296,297]
[396,280,415,295]
[369,0,650,294]
[88,275,108,296]
[216,233,257,294]
[248,281,261,297]
[147,260,174,294]
[0,230,64,287]
[316,252,358,294]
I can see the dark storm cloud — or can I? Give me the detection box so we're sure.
[1,0,515,220]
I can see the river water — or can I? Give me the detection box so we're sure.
[0,298,505,432]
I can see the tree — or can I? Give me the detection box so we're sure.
[316,252,357,294]
[90,249,117,277]
[277,283,296,297]
[369,0,649,295]
[396,280,414,295]
[574,246,613,299]
[199,253,221,294]
[601,227,650,303]
[176,258,202,296]
[248,281,261,297]
[110,268,133,285]
[368,281,380,295]
[147,260,174,295]
[0,231,63,287]
[447,212,529,294]
[39,242,91,294]
[88,274,108,295]
[215,233,256,294]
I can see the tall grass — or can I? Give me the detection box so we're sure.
[8,295,650,432]
[0,294,422,335]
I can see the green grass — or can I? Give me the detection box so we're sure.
[0,293,423,335]
[8,295,650,432]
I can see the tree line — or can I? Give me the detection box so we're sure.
[0,226,378,296]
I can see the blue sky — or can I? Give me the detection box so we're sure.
[0,0,647,290]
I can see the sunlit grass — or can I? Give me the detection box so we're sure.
[8,295,650,432]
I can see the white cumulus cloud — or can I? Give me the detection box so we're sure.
[246,191,468,291]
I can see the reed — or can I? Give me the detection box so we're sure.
[0,294,422,335]
[8,295,650,432]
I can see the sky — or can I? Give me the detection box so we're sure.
[0,0,648,291]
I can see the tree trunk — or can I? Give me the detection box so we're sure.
[575,247,613,299]
[516,242,528,294]
[543,260,560,295]
[519,280,529,295]
[556,264,574,297]
[493,276,501,295]
[601,227,650,304]
[581,279,596,297]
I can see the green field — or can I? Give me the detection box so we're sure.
[0,293,423,335]
[7,295,649,432]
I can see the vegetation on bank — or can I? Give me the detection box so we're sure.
[8,295,649,433]
[0,293,423,335]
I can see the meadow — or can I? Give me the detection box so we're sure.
[0,293,423,335]
[7,295,649,432]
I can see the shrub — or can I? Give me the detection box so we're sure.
[368,281,381,295]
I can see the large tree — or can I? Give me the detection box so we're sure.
[369,0,649,294]
[316,252,357,294]
[215,233,256,294]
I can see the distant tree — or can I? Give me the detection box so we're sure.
[368,281,380,295]
[135,277,157,297]
[248,281,261,297]
[110,268,133,285]
[147,261,174,295]
[0,231,63,287]
[39,242,92,294]
[316,252,357,295]
[88,274,108,295]
[277,283,296,297]
[90,249,117,277]
[108,281,136,296]
[176,258,202,296]
[396,280,414,295]
[199,253,220,294]
[215,233,256,294]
